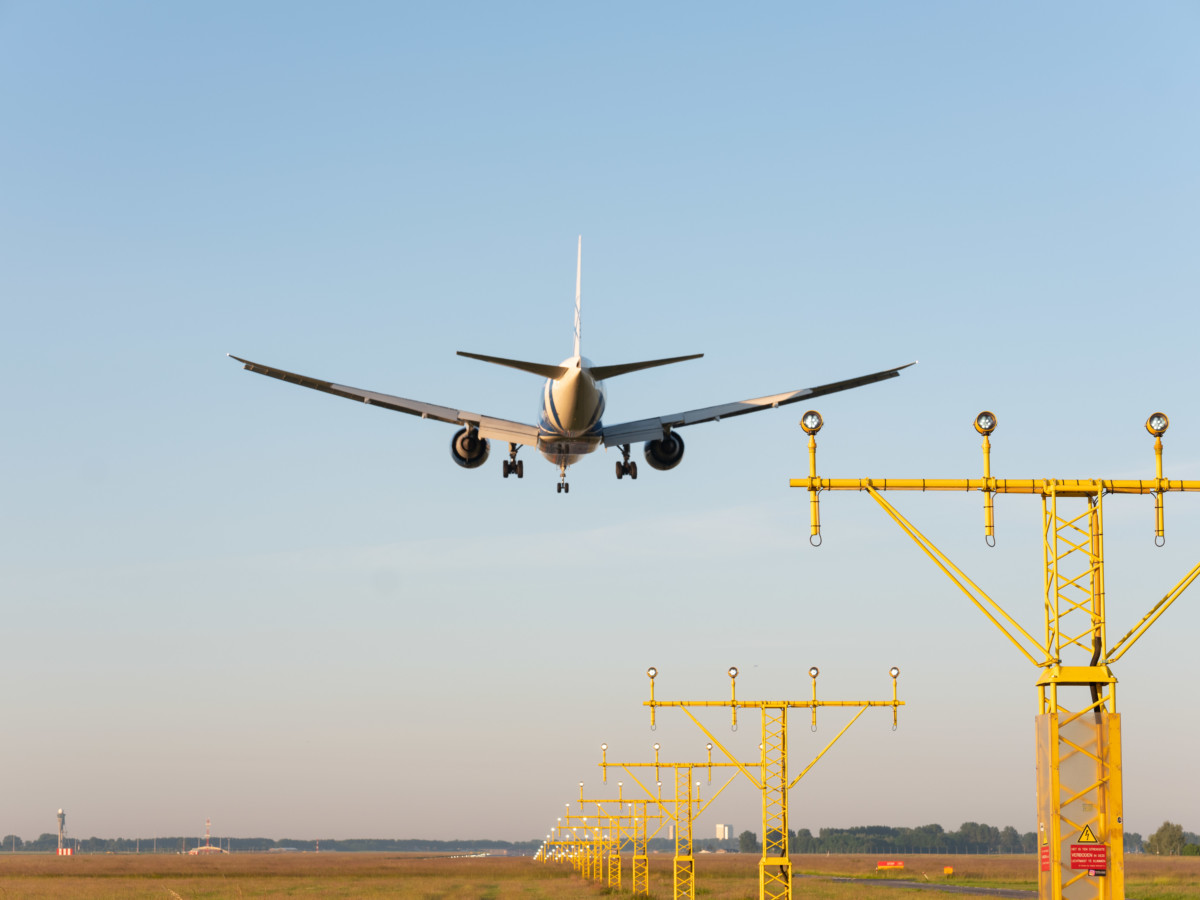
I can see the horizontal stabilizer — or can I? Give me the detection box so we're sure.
[457,352,568,380]
[588,353,703,381]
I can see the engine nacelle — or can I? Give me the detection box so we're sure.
[450,427,490,469]
[643,432,685,471]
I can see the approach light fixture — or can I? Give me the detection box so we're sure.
[808,666,819,678]
[890,666,900,679]
[800,410,823,435]
[974,411,997,435]
[653,743,660,751]
[706,743,713,751]
[728,666,738,679]
[647,666,657,679]
[1146,412,1169,437]
[601,743,607,751]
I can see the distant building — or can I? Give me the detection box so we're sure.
[716,824,733,841]
[188,818,228,855]
[667,824,675,841]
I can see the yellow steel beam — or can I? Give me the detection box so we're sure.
[1106,558,1200,663]
[864,485,1048,665]
[792,477,1200,494]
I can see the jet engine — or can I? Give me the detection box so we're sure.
[450,427,490,469]
[643,432,685,471]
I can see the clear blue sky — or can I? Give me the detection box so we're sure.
[1,2,1197,843]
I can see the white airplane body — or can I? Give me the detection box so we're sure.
[231,239,912,493]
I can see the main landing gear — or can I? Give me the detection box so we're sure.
[501,442,524,479]
[557,462,570,494]
[615,444,638,480]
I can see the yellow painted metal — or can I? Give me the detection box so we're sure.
[792,413,1200,900]
[644,670,902,900]
[602,748,744,900]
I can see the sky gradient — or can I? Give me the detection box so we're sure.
[2,3,1198,843]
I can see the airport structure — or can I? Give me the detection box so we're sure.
[56,809,72,856]
[716,823,732,841]
[643,665,902,900]
[188,818,227,855]
[597,741,752,898]
[793,409,1200,900]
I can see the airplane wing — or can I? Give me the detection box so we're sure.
[601,362,915,447]
[228,355,542,447]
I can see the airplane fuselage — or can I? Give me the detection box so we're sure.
[537,356,607,465]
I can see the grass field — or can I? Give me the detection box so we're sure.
[0,852,1196,899]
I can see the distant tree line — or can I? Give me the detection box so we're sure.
[650,822,1192,855]
[3,822,1193,856]
[1145,822,1200,856]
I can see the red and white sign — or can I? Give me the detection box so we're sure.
[56,848,73,856]
[876,860,904,871]
[1040,846,1050,872]
[1070,844,1106,872]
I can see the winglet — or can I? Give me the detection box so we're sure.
[573,236,582,361]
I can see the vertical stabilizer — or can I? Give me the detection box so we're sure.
[573,236,582,360]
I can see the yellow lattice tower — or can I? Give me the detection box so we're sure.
[546,792,663,893]
[794,409,1200,900]
[577,779,647,891]
[600,740,748,900]
[645,665,903,900]
[556,811,606,881]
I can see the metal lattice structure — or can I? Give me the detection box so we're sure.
[793,409,1200,900]
[645,666,902,900]
[600,741,744,900]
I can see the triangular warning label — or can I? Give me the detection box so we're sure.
[1078,825,1099,843]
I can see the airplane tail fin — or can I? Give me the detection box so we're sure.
[587,354,703,381]
[573,236,582,360]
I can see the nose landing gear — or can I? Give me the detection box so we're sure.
[615,444,638,480]
[557,462,570,494]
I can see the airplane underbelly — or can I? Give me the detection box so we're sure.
[537,434,601,465]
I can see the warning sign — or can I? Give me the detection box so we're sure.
[1077,825,1099,844]
[1040,846,1050,872]
[1070,844,1107,872]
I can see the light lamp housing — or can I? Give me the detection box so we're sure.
[974,411,997,435]
[800,410,824,435]
[1146,412,1169,437]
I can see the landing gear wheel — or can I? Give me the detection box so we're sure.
[616,461,624,480]
[564,483,570,493]
[502,461,511,478]
[629,461,638,480]
[515,460,523,478]
[556,483,562,494]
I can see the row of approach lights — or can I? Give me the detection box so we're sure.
[800,409,1170,437]
[645,666,900,679]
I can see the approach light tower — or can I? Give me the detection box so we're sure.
[645,665,902,900]
[598,741,750,900]
[794,409,1200,900]
[57,809,65,853]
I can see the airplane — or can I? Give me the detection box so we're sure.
[229,238,913,493]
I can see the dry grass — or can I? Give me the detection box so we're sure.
[0,851,1194,899]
